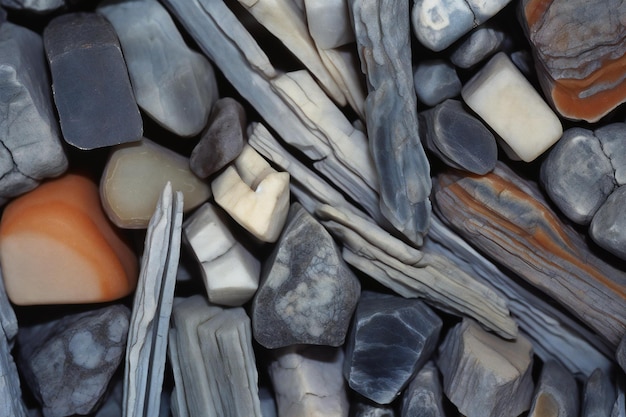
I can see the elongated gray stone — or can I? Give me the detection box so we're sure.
[582,368,616,417]
[351,0,431,246]
[43,13,142,150]
[590,185,626,260]
[344,291,442,405]
[98,0,217,137]
[528,360,578,417]
[252,203,360,348]
[450,27,507,69]
[401,361,445,417]
[619,335,626,373]
[413,59,461,107]
[0,22,68,204]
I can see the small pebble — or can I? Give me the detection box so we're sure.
[413,59,462,107]
[450,26,507,68]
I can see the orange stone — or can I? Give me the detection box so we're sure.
[0,173,138,305]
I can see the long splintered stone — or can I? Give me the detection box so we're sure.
[401,361,445,417]
[350,0,431,246]
[527,360,579,417]
[434,162,626,349]
[43,13,142,150]
[252,203,361,348]
[582,368,616,417]
[420,99,497,174]
[344,291,442,404]
[17,305,130,417]
[98,0,217,137]
[0,22,68,204]
[590,186,626,261]
[438,318,534,417]
[183,202,260,306]
[413,59,462,107]
[619,335,626,373]
[268,345,349,417]
[190,98,246,179]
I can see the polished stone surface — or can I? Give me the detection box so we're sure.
[590,185,626,260]
[450,26,506,68]
[413,59,462,107]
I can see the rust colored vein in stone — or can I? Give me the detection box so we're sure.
[524,0,554,28]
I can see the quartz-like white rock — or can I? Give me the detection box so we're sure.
[304,0,354,49]
[183,202,260,306]
[462,52,562,162]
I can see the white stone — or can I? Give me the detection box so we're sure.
[212,145,289,243]
[304,0,354,49]
[462,52,563,162]
[183,202,260,306]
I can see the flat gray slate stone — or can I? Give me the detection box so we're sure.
[582,368,616,417]
[527,360,579,417]
[450,27,507,69]
[98,0,218,137]
[252,202,361,348]
[590,185,626,260]
[43,13,142,150]
[413,59,461,107]
[0,22,68,204]
[343,291,442,405]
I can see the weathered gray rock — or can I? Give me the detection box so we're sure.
[619,335,626,373]
[1,326,28,417]
[0,268,16,343]
[413,59,462,107]
[401,361,445,417]
[437,318,534,417]
[344,291,442,404]
[43,13,142,150]
[450,27,507,68]
[252,203,360,348]
[351,397,396,417]
[527,360,579,417]
[98,0,218,137]
[351,0,431,246]
[17,305,130,417]
[0,0,63,13]
[304,0,354,49]
[189,98,246,179]
[595,123,626,186]
[582,368,616,417]
[590,186,626,261]
[0,22,68,204]
[420,99,497,174]
[612,381,626,417]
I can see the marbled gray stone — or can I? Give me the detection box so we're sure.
[590,185,626,260]
[619,335,626,374]
[343,291,442,405]
[582,368,616,417]
[0,22,68,204]
[420,99,497,174]
[190,98,246,179]
[43,13,142,150]
[17,304,130,417]
[351,0,431,246]
[450,27,507,69]
[413,59,462,107]
[595,123,626,186]
[252,203,361,348]
[1,325,28,417]
[98,0,218,137]
[0,0,63,13]
[351,396,396,417]
[401,361,445,417]
[527,360,578,417]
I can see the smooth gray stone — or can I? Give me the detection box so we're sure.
[98,0,218,137]
[619,335,626,373]
[541,127,615,225]
[252,203,361,348]
[0,22,68,204]
[190,98,246,179]
[413,59,462,107]
[450,27,507,68]
[401,361,445,417]
[582,368,616,417]
[350,396,396,417]
[510,49,535,78]
[343,291,442,404]
[259,386,277,417]
[17,304,130,417]
[420,99,497,174]
[43,13,142,150]
[590,185,626,260]
[351,0,431,246]
[527,360,579,417]
[0,0,63,13]
[595,123,626,186]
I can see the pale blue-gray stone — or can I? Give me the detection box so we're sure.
[351,396,396,417]
[595,123,626,186]
[0,0,63,13]
[413,60,461,107]
[528,360,578,417]
[582,368,616,417]
[401,361,445,417]
[590,185,626,260]
[619,335,626,374]
[450,27,506,68]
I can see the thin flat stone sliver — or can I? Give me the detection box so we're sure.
[123,183,183,417]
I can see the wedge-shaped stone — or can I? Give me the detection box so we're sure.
[183,202,260,306]
[401,361,445,417]
[43,13,142,149]
[212,144,289,242]
[344,291,442,404]
[438,318,534,417]
[582,368,616,417]
[528,360,578,417]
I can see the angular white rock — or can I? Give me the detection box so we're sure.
[183,202,260,306]
[462,52,562,162]
[304,0,354,49]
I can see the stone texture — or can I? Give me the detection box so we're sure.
[17,305,130,417]
[519,0,626,122]
[450,26,507,68]
[189,98,246,179]
[462,52,562,162]
[0,173,138,305]
[413,59,462,107]
[527,360,579,417]
[252,203,361,348]
[351,0,431,246]
[612,382,626,417]
[98,0,218,137]
[438,318,534,417]
[343,291,442,404]
[582,368,616,417]
[420,99,497,174]
[269,345,349,417]
[43,13,142,149]
[590,186,626,261]
[595,123,626,186]
[304,0,354,49]
[401,361,445,417]
[0,0,63,13]
[619,335,626,373]
[0,22,68,204]
[351,397,396,417]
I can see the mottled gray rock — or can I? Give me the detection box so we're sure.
[612,381,626,417]
[1,327,28,417]
[450,27,507,68]
[619,335,626,373]
[401,361,445,417]
[413,59,462,107]
[351,0,431,245]
[582,368,616,417]
[420,99,497,174]
[189,98,246,179]
[252,203,360,348]
[43,13,142,150]
[590,186,626,260]
[350,396,396,417]
[98,0,218,137]
[528,360,578,417]
[0,0,63,13]
[17,304,130,417]
[0,22,68,204]
[344,291,442,404]
[595,123,626,186]
[0,269,16,342]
